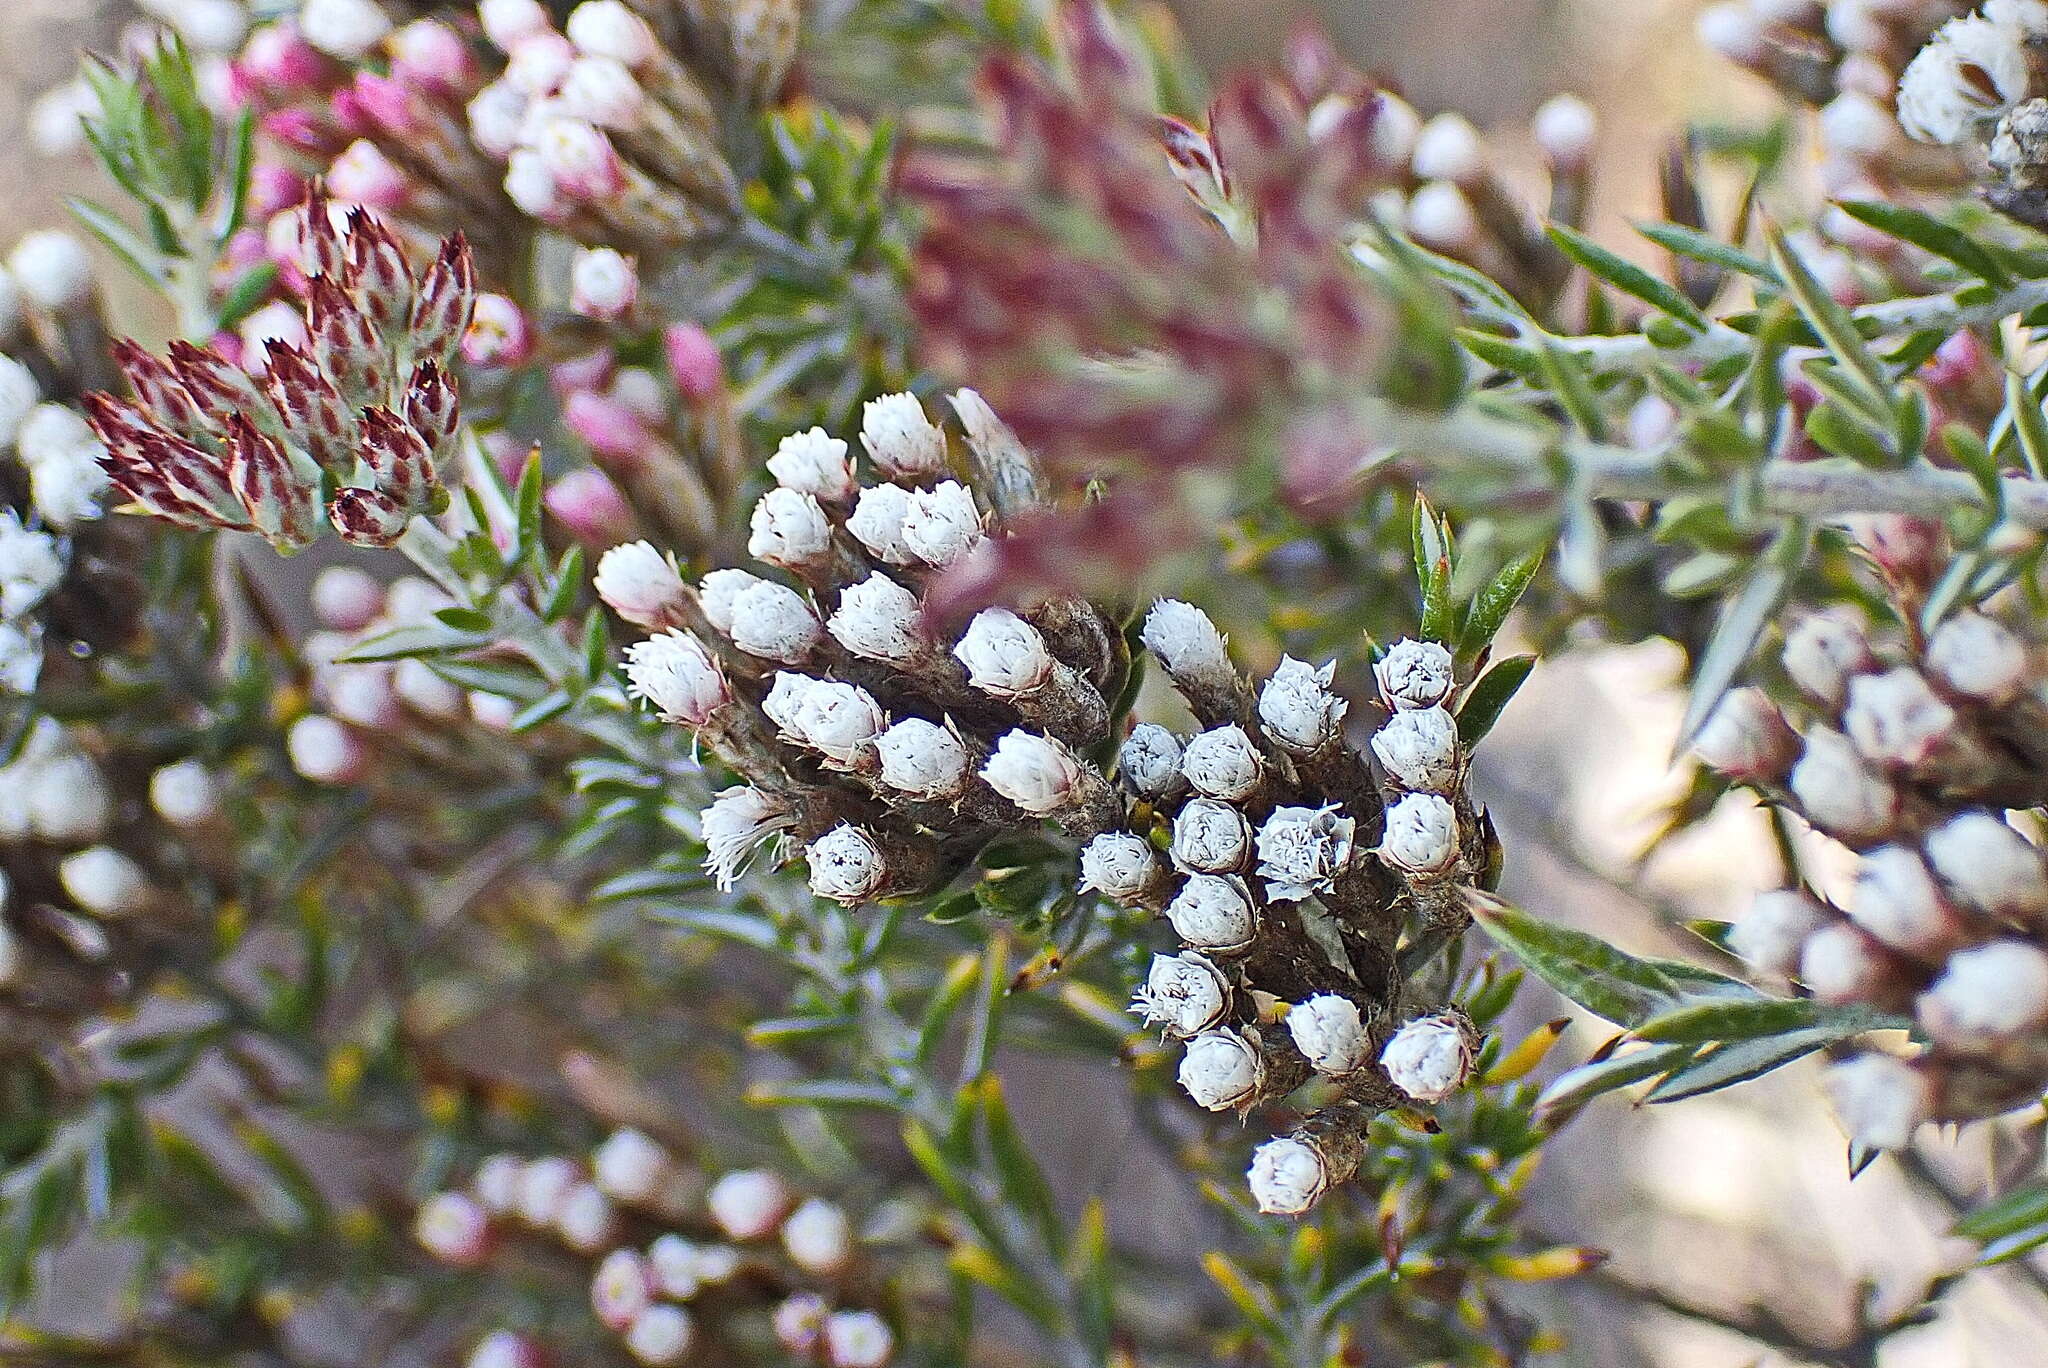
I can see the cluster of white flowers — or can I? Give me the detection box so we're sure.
[1897,4,2038,145]
[437,1130,890,1367]
[465,0,790,247]
[610,392,1122,907]
[1109,612,1491,1214]
[1710,607,2048,1148]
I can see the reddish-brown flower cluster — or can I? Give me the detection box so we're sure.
[903,4,1397,601]
[87,198,474,551]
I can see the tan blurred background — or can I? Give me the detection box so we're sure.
[5,1,2045,1364]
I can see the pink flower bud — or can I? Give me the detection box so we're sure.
[536,116,625,199]
[300,0,393,61]
[391,20,476,91]
[329,139,410,209]
[311,565,385,631]
[506,31,576,95]
[461,294,534,369]
[240,21,328,95]
[773,1294,828,1355]
[663,324,724,401]
[564,389,655,466]
[470,80,530,160]
[544,469,637,546]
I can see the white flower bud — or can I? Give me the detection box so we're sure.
[687,1242,740,1283]
[901,481,983,567]
[873,717,969,800]
[781,1197,853,1274]
[0,512,62,619]
[1823,1053,1931,1151]
[1799,923,1898,1004]
[774,1293,829,1354]
[1920,940,2048,1044]
[1819,91,1895,160]
[647,1234,703,1299]
[624,629,731,725]
[516,1155,581,1227]
[1259,656,1348,753]
[1789,728,1898,843]
[1178,1029,1264,1110]
[28,446,108,530]
[1926,612,2028,705]
[1531,93,1597,169]
[860,392,948,481]
[807,825,890,904]
[0,355,41,449]
[708,1168,792,1241]
[596,543,687,628]
[0,619,39,694]
[568,0,659,65]
[1923,811,2048,921]
[321,664,400,730]
[698,568,766,633]
[726,581,823,662]
[60,847,151,918]
[149,759,222,827]
[1405,180,1478,250]
[468,1331,544,1368]
[310,565,385,632]
[701,786,792,890]
[1119,723,1187,799]
[414,1191,491,1265]
[1286,994,1372,1075]
[1381,1013,1476,1102]
[823,1309,895,1368]
[749,487,834,570]
[1131,950,1231,1035]
[570,244,639,316]
[395,659,466,720]
[846,483,917,564]
[1783,612,1871,708]
[769,427,857,502]
[593,1129,672,1205]
[954,608,1053,698]
[288,714,364,784]
[555,1181,617,1253]
[774,677,887,769]
[1181,725,1264,801]
[1164,874,1258,952]
[299,0,394,61]
[1897,15,2027,145]
[1692,687,1798,781]
[1411,112,1483,183]
[1142,600,1234,691]
[472,1154,526,1215]
[1729,889,1832,978]
[1078,832,1161,904]
[625,1305,693,1366]
[1257,804,1357,901]
[1172,797,1253,873]
[1378,792,1459,878]
[480,0,549,50]
[1989,0,2048,33]
[1370,706,1460,794]
[591,1247,654,1331]
[1845,669,1955,768]
[830,574,925,664]
[7,231,93,311]
[21,746,111,843]
[468,79,528,158]
[1247,1136,1329,1216]
[1375,639,1454,710]
[1852,845,1961,960]
[981,729,1088,815]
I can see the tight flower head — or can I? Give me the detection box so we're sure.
[806,824,889,903]
[860,392,948,480]
[874,717,969,799]
[700,786,793,889]
[1259,656,1347,752]
[1286,994,1372,1075]
[1142,600,1233,690]
[1375,638,1454,709]
[1380,1013,1477,1102]
[1179,1029,1263,1110]
[595,541,686,628]
[1118,723,1186,799]
[624,630,730,725]
[1247,1136,1329,1215]
[1172,798,1253,873]
[1181,725,1263,800]
[954,607,1053,697]
[769,427,857,502]
[1078,831,1161,904]
[981,729,1087,815]
[1131,951,1231,1035]
[1256,804,1356,900]
[1165,874,1257,952]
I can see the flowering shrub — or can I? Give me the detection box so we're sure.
[9,0,2048,1363]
